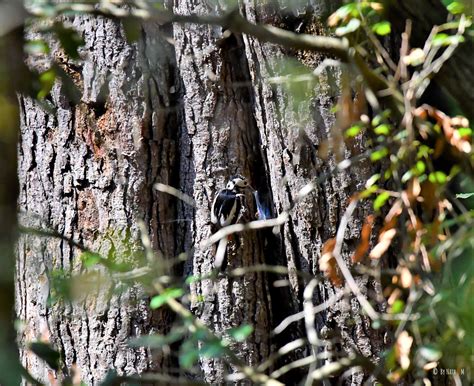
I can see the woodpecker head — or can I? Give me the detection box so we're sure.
[226,175,250,192]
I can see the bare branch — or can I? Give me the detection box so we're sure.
[272,289,347,335]
[154,183,196,207]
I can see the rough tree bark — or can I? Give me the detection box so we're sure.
[17,0,386,384]
[17,14,181,383]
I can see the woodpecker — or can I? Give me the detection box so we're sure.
[211,175,251,228]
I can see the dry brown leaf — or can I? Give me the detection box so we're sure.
[399,267,413,289]
[351,214,375,263]
[387,287,401,305]
[320,238,343,287]
[396,331,413,370]
[415,104,471,154]
[385,199,403,222]
[442,115,472,153]
[407,178,421,204]
[369,228,397,259]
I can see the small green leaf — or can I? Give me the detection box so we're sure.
[374,124,390,135]
[372,21,391,36]
[446,1,464,14]
[328,3,359,26]
[227,324,254,342]
[53,23,84,59]
[415,160,426,175]
[150,288,184,309]
[432,33,465,47]
[29,342,60,370]
[370,147,389,161]
[360,185,378,198]
[428,171,447,184]
[456,127,472,137]
[365,174,380,188]
[417,145,432,158]
[401,170,413,183]
[345,124,362,138]
[180,341,199,369]
[374,191,390,211]
[196,294,205,302]
[336,18,361,36]
[185,275,200,285]
[80,252,102,268]
[37,68,56,99]
[390,299,405,314]
[371,115,382,127]
[418,345,442,362]
[200,339,226,359]
[25,40,50,55]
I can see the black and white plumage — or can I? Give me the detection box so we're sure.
[211,175,250,228]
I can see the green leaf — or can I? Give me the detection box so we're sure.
[185,275,200,285]
[29,342,60,370]
[360,185,378,198]
[371,115,382,127]
[150,288,184,309]
[359,185,378,198]
[345,124,362,138]
[446,1,464,14]
[336,18,361,36]
[179,341,199,369]
[374,123,390,135]
[372,21,391,36]
[429,171,447,184]
[329,3,359,26]
[365,174,380,188]
[25,40,50,55]
[374,191,390,211]
[401,170,413,183]
[200,339,226,359]
[417,145,432,158]
[80,251,102,268]
[418,345,442,362]
[456,192,474,199]
[53,24,84,60]
[432,33,465,47]
[370,147,389,161]
[415,160,426,175]
[456,127,472,137]
[227,324,253,342]
[390,299,405,314]
[37,68,56,99]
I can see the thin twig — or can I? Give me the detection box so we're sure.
[332,199,380,320]
[272,289,347,335]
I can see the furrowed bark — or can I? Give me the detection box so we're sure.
[17,15,181,383]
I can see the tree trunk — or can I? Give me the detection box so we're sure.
[17,15,181,383]
[17,1,385,384]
